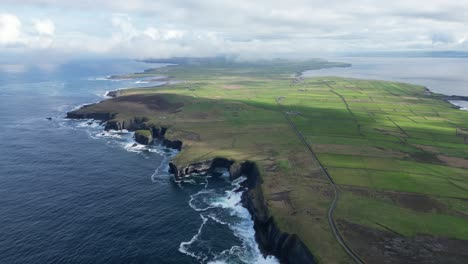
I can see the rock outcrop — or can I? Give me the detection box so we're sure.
[151,127,167,139]
[134,130,153,145]
[104,117,150,131]
[162,139,183,151]
[105,90,120,97]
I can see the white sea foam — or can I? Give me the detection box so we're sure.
[88,77,109,81]
[208,188,280,264]
[70,103,91,111]
[124,142,147,152]
[206,214,228,225]
[181,174,279,264]
[151,156,170,182]
[449,100,468,111]
[179,214,209,262]
[94,90,111,98]
[76,119,101,129]
[148,145,179,156]
[188,189,217,212]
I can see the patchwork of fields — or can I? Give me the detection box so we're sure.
[74,60,468,263]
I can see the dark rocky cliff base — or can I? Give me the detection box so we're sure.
[240,161,316,264]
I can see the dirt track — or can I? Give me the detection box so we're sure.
[276,97,365,264]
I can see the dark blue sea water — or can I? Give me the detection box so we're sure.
[0,60,277,264]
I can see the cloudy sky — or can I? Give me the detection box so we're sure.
[1,0,468,61]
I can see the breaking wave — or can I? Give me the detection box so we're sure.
[179,172,279,264]
[61,119,177,160]
[449,100,468,111]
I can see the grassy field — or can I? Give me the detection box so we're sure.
[74,59,468,263]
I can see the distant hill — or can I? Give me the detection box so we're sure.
[342,50,468,58]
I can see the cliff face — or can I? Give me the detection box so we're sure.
[170,159,316,264]
[239,162,316,264]
[104,117,150,131]
[169,158,234,181]
[66,111,115,121]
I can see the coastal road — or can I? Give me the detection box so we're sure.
[275,97,365,264]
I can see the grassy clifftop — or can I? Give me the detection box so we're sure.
[71,59,468,263]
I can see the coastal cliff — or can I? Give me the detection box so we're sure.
[169,158,316,264]
[240,162,316,264]
[67,102,316,263]
[66,109,183,150]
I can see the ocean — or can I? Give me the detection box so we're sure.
[0,59,276,264]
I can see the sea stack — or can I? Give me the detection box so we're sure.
[134,130,153,145]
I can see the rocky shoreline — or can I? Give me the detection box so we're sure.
[169,158,316,264]
[444,95,468,110]
[423,87,468,110]
[66,106,316,264]
[66,109,183,150]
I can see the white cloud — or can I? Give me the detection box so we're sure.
[1,0,468,59]
[34,19,55,35]
[0,13,57,50]
[111,13,137,38]
[142,27,185,41]
[0,13,22,45]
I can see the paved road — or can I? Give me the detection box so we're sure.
[275,98,365,264]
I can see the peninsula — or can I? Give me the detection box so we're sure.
[67,59,468,263]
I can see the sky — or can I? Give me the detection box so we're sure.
[1,0,468,62]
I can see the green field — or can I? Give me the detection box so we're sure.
[72,59,468,263]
